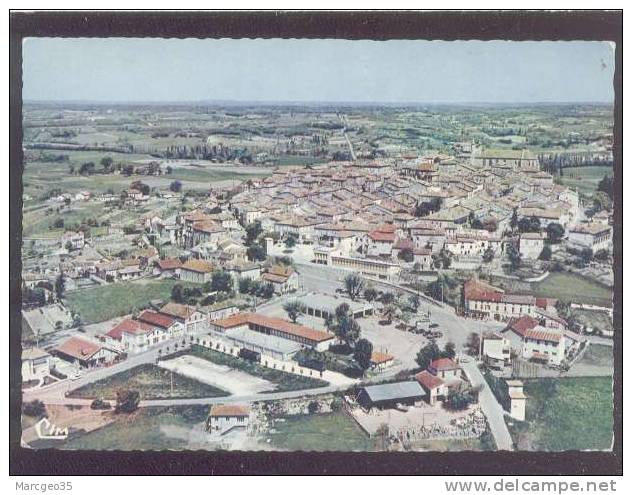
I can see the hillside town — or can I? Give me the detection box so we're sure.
[21,120,615,452]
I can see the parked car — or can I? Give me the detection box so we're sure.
[429,323,439,328]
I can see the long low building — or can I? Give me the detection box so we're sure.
[293,292,374,319]
[221,326,302,361]
[330,254,401,280]
[210,312,334,351]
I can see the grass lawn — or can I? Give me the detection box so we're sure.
[64,279,199,324]
[186,344,329,392]
[529,272,612,307]
[68,364,229,400]
[62,405,209,450]
[557,166,613,196]
[506,377,613,451]
[268,412,373,451]
[570,308,614,335]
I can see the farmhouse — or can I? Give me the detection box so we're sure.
[159,302,208,334]
[261,265,299,294]
[180,259,214,283]
[568,223,612,252]
[519,232,545,260]
[427,358,461,380]
[502,315,566,366]
[415,370,448,405]
[54,336,119,368]
[206,404,250,435]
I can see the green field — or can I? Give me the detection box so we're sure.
[556,166,613,196]
[62,405,209,450]
[507,377,613,451]
[268,412,373,451]
[68,364,229,400]
[409,435,495,452]
[64,279,198,324]
[530,272,612,307]
[184,344,329,393]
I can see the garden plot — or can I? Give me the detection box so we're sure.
[159,355,276,395]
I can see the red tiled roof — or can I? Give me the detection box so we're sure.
[213,312,334,344]
[507,316,540,337]
[415,370,445,390]
[106,319,154,340]
[524,328,562,343]
[158,258,182,270]
[370,351,394,365]
[181,259,214,273]
[429,358,459,371]
[209,404,250,417]
[138,310,176,329]
[55,337,103,360]
[160,302,198,320]
[369,230,396,242]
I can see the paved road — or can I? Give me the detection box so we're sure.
[460,359,514,451]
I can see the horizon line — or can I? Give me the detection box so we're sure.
[23,98,614,107]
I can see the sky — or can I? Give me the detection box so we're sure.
[22,38,615,104]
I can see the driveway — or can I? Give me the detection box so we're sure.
[460,359,514,451]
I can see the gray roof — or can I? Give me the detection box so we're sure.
[223,327,302,355]
[361,381,426,402]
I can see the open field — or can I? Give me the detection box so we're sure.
[64,279,198,324]
[68,364,230,400]
[159,355,276,395]
[62,405,210,450]
[409,436,495,452]
[185,344,329,393]
[529,272,612,307]
[268,412,374,451]
[557,166,613,196]
[506,377,613,451]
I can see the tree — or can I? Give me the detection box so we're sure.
[307,401,321,415]
[364,287,378,302]
[506,243,522,271]
[336,316,361,347]
[407,294,420,313]
[283,300,306,323]
[444,389,474,411]
[211,270,233,293]
[246,244,267,262]
[284,233,298,249]
[482,246,495,263]
[517,216,541,233]
[335,303,350,320]
[465,332,481,357]
[259,282,275,299]
[380,291,395,305]
[510,207,519,231]
[100,156,114,170]
[54,274,65,300]
[343,273,364,300]
[381,304,396,325]
[597,174,614,200]
[398,247,414,262]
[22,399,46,418]
[546,222,565,243]
[53,218,65,229]
[245,221,263,245]
[415,342,441,370]
[65,241,73,252]
[115,389,140,413]
[79,161,96,175]
[580,247,594,266]
[441,341,456,359]
[169,180,182,193]
[171,283,184,303]
[353,338,374,374]
[539,245,552,261]
[592,191,612,212]
[238,277,252,294]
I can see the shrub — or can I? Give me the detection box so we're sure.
[90,398,112,410]
[22,399,46,418]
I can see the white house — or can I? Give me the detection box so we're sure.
[519,233,545,260]
[568,223,612,252]
[21,348,51,382]
[206,404,250,435]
